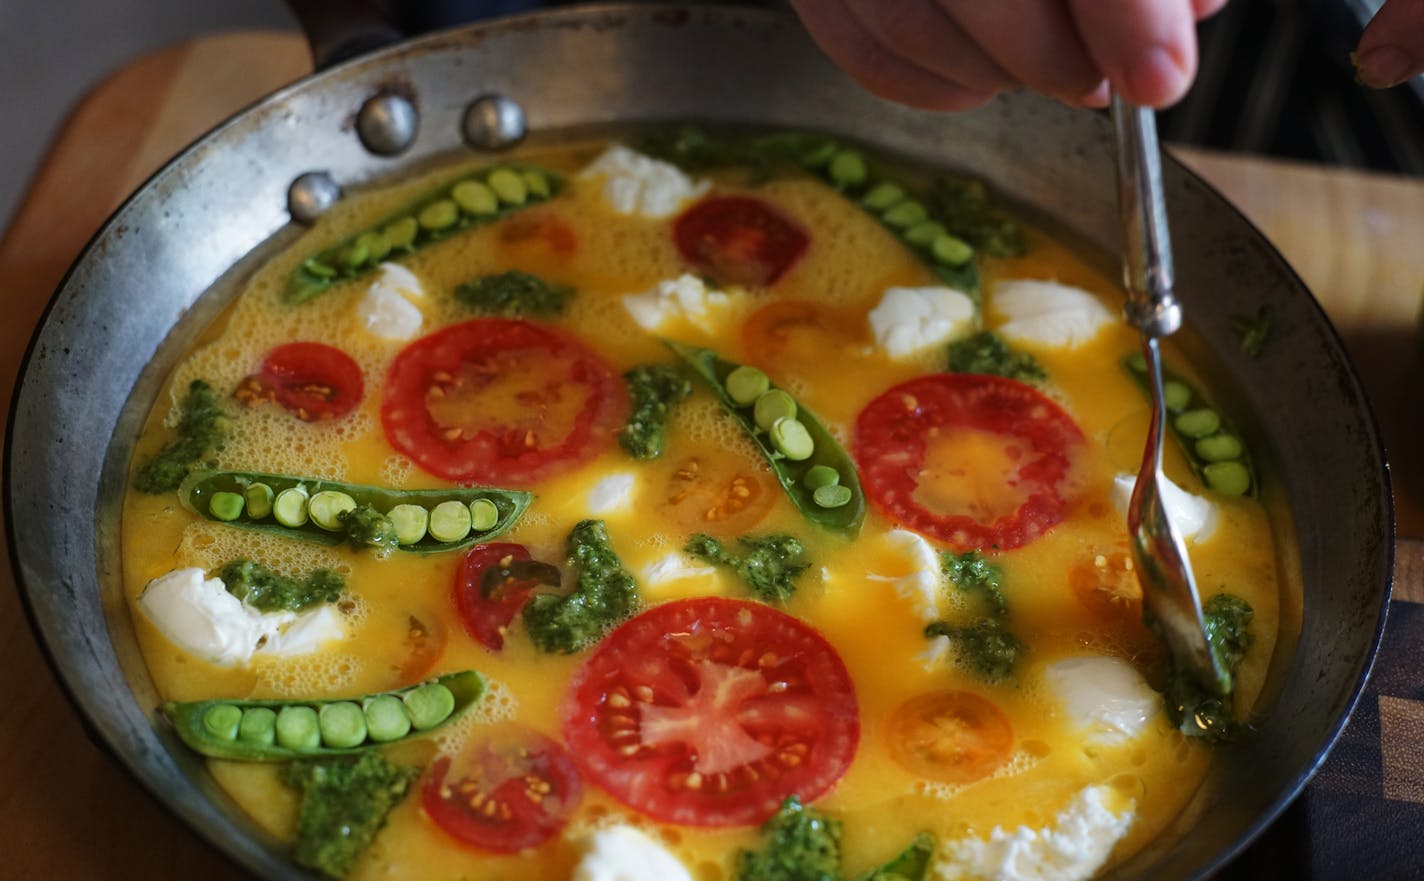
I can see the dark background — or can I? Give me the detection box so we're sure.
[1,0,1418,231]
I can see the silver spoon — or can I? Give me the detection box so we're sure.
[1111,95,1230,695]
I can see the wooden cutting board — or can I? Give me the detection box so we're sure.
[1,29,1422,881]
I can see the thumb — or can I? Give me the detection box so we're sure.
[1355,0,1424,88]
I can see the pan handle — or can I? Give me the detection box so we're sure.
[285,0,406,71]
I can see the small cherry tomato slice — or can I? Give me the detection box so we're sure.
[562,597,859,827]
[243,341,364,421]
[854,374,1085,551]
[454,543,536,651]
[887,690,1013,784]
[658,453,777,538]
[673,196,809,287]
[381,318,627,486]
[422,723,583,853]
[499,210,579,255]
[740,299,864,370]
[395,613,448,684]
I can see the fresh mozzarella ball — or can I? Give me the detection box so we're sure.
[259,604,346,657]
[990,279,1114,349]
[937,785,1136,881]
[357,262,426,340]
[571,824,694,881]
[868,285,977,359]
[579,145,711,218]
[139,568,347,665]
[1044,656,1160,745]
[865,528,944,624]
[137,568,286,666]
[587,472,639,516]
[1110,472,1217,542]
[622,273,730,332]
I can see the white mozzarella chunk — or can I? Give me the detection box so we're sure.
[587,472,639,516]
[1110,472,1216,543]
[865,528,944,625]
[937,785,1136,881]
[579,144,711,218]
[260,604,347,657]
[868,285,977,359]
[622,273,730,332]
[571,824,694,881]
[990,279,1114,349]
[137,568,287,666]
[138,567,347,665]
[1043,656,1160,745]
[357,262,427,340]
[641,552,718,587]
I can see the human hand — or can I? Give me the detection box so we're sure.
[786,0,1228,110]
[1355,0,1424,88]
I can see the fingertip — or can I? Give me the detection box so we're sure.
[1120,45,1194,108]
[1354,45,1415,89]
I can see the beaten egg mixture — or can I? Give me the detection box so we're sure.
[121,136,1281,881]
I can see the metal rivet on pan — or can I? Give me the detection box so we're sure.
[463,94,526,150]
[287,171,342,225]
[357,93,419,156]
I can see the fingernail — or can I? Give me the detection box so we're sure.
[1354,46,1413,88]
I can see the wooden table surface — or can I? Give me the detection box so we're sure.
[3,30,1423,881]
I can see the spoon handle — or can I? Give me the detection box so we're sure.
[1112,96,1182,340]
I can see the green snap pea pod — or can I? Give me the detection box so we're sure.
[796,142,982,303]
[1122,354,1257,497]
[178,470,532,554]
[285,163,564,304]
[665,341,865,536]
[162,670,484,762]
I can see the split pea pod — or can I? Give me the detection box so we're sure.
[665,341,866,536]
[178,470,532,553]
[1123,354,1257,497]
[797,141,981,301]
[285,163,563,304]
[163,670,484,761]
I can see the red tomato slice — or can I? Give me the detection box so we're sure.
[247,341,364,421]
[454,543,533,651]
[562,597,859,827]
[854,374,1085,551]
[673,196,809,287]
[381,318,627,486]
[422,723,583,853]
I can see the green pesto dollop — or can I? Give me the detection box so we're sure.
[619,363,693,460]
[946,331,1046,384]
[736,796,842,881]
[523,519,639,654]
[1164,592,1254,742]
[929,174,1027,258]
[924,550,1023,682]
[280,752,418,879]
[219,559,344,614]
[338,503,399,551]
[685,533,810,603]
[454,269,573,317]
[133,379,230,494]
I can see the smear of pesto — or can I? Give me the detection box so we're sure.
[280,752,418,878]
[1163,592,1254,742]
[134,379,230,494]
[924,550,1024,682]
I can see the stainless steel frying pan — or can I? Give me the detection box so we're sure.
[5,4,1391,879]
